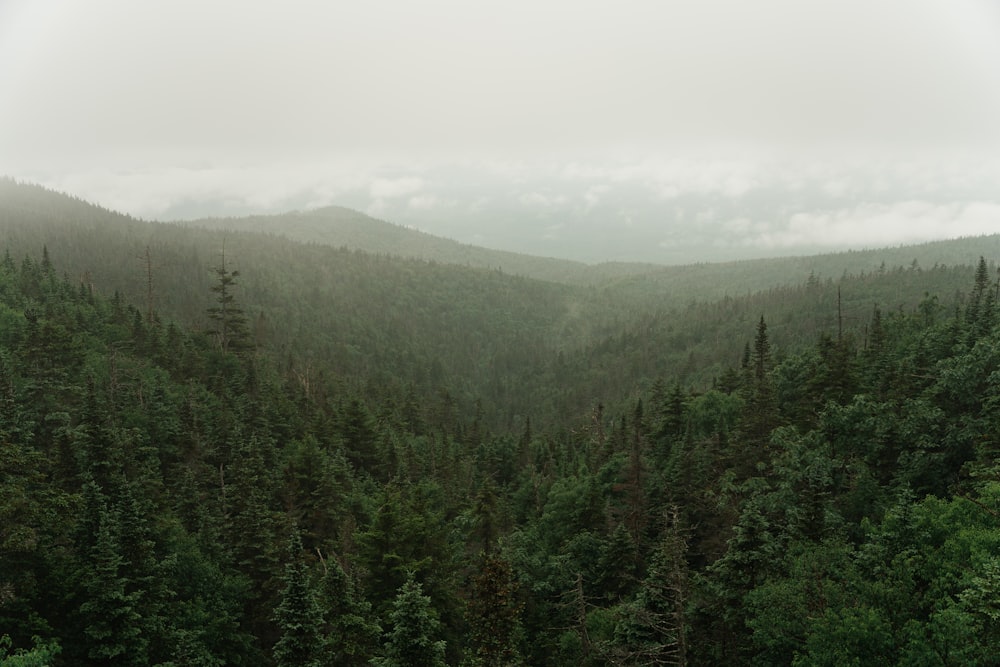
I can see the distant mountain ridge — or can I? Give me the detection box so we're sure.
[183,202,1000,300]
[182,206,663,286]
[3,177,998,300]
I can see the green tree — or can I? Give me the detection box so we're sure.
[0,635,60,667]
[965,256,995,341]
[272,533,324,667]
[77,504,147,666]
[317,554,381,667]
[734,316,781,477]
[374,574,447,667]
[207,250,251,355]
[609,508,689,666]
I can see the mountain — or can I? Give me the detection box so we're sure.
[182,206,663,286]
[183,202,1000,304]
[599,234,1000,309]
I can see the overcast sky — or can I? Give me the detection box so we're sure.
[3,0,1000,263]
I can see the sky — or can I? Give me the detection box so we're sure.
[2,0,1000,263]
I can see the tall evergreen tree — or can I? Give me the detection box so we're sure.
[374,574,447,667]
[317,554,381,667]
[609,508,689,666]
[207,249,251,355]
[272,533,324,667]
[77,505,147,666]
[965,256,996,342]
[734,316,780,475]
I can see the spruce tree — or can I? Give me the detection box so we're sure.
[374,574,446,667]
[318,555,380,667]
[273,533,324,667]
[736,316,780,470]
[207,249,251,355]
[966,256,996,341]
[78,506,147,665]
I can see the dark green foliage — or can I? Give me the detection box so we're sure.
[607,508,689,665]
[77,503,147,665]
[964,256,996,341]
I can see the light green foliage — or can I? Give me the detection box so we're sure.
[793,605,895,667]
[0,635,60,667]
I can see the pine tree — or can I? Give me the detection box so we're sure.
[373,574,447,667]
[608,507,689,666]
[78,505,147,665]
[317,555,381,667]
[751,315,770,383]
[272,533,324,667]
[735,316,780,473]
[207,248,251,355]
[966,256,996,341]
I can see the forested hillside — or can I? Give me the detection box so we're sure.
[183,201,1000,295]
[2,180,1000,665]
[1,178,994,429]
[184,207,664,286]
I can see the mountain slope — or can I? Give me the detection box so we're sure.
[1,177,993,427]
[599,235,1000,308]
[184,203,1000,301]
[183,206,663,285]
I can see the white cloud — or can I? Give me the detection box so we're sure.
[541,222,565,240]
[370,177,424,199]
[722,217,753,234]
[366,198,388,218]
[583,185,608,211]
[408,194,438,210]
[519,192,567,208]
[755,201,1000,248]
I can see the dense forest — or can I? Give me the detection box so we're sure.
[1,179,1000,665]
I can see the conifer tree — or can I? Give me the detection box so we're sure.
[374,574,447,667]
[78,505,147,665]
[966,256,996,341]
[317,555,380,667]
[609,507,689,666]
[729,317,781,479]
[207,249,251,355]
[751,315,770,383]
[273,533,324,667]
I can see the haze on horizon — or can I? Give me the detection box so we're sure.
[2,0,1000,264]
